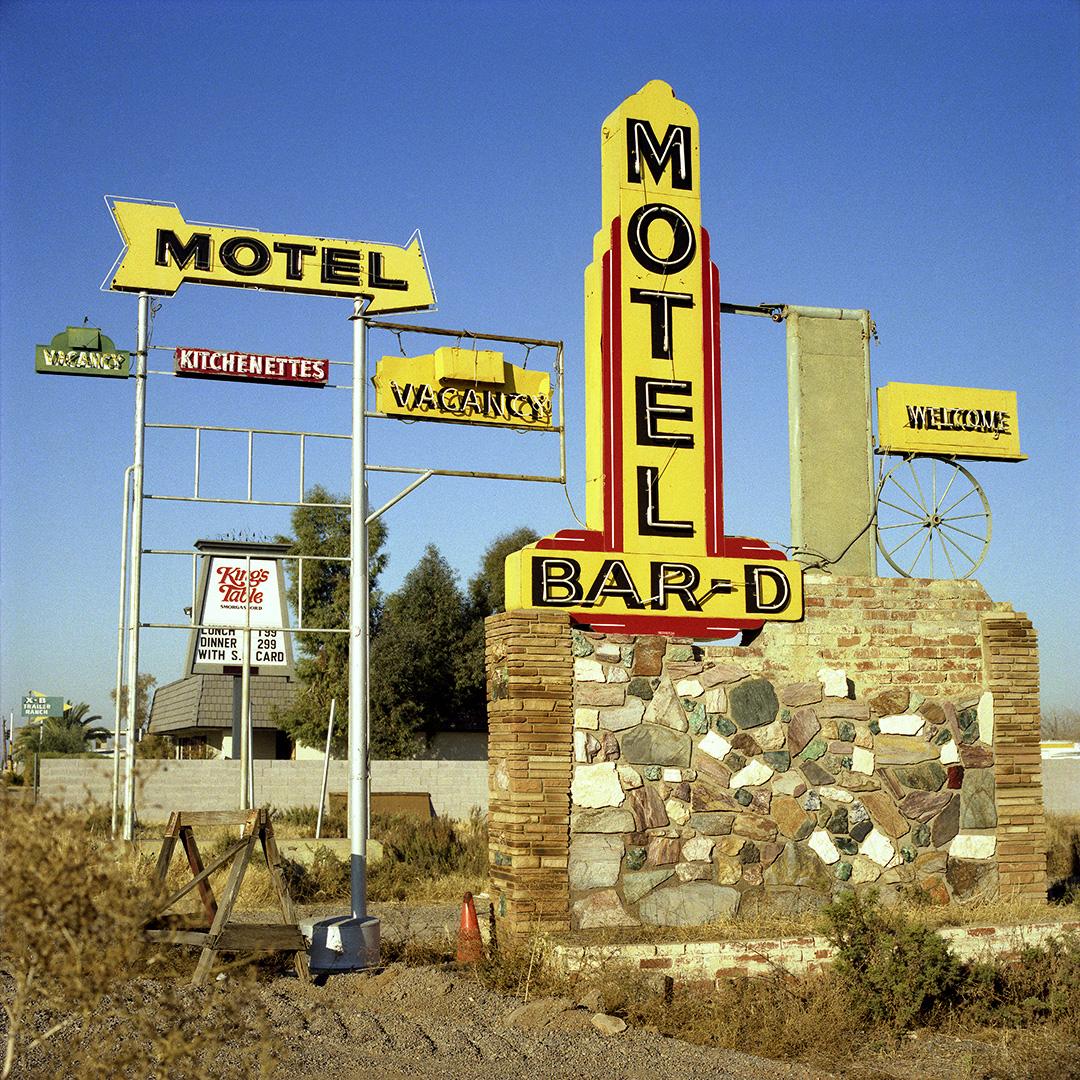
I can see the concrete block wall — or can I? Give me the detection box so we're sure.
[38,758,488,822]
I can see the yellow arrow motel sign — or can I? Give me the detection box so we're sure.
[104,199,436,314]
[504,81,803,639]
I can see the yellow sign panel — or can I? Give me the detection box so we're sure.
[373,348,552,428]
[506,546,804,637]
[877,382,1025,461]
[105,200,435,313]
[505,81,803,637]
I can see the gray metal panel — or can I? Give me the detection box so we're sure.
[786,311,875,575]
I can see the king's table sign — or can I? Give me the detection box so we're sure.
[505,81,803,638]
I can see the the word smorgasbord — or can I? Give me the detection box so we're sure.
[504,81,803,638]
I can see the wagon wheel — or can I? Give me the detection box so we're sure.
[875,455,992,579]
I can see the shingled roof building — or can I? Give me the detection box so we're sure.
[147,673,297,759]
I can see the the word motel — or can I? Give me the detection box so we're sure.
[106,200,435,313]
[505,80,803,638]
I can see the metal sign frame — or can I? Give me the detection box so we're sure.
[108,284,567,967]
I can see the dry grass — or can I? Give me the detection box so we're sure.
[0,803,272,1080]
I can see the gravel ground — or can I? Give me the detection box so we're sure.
[6,901,1076,1079]
[258,963,836,1080]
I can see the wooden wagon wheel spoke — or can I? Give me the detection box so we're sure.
[939,531,959,578]
[887,473,928,516]
[938,484,980,517]
[908,458,931,517]
[885,526,925,557]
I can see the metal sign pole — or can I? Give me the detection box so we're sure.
[122,293,149,841]
[315,697,336,840]
[349,299,369,922]
[111,464,134,837]
[239,552,252,809]
[304,297,379,973]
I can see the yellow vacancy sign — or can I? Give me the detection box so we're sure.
[105,199,435,313]
[877,382,1025,461]
[374,348,552,428]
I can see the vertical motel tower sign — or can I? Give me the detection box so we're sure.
[505,81,803,638]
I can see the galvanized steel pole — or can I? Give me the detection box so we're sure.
[122,293,149,841]
[111,464,134,837]
[349,299,370,920]
[315,698,336,840]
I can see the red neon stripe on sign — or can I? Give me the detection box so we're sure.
[700,227,724,556]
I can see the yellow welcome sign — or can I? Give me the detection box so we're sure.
[504,82,803,637]
[877,382,1025,461]
[105,199,435,313]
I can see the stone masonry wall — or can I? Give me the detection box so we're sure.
[983,612,1048,899]
[486,576,1047,935]
[486,609,574,935]
[566,639,1002,929]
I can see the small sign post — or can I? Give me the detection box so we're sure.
[186,540,295,809]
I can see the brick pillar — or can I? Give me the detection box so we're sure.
[486,609,573,936]
[983,612,1048,900]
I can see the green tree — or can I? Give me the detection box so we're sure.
[15,702,108,759]
[369,545,475,757]
[467,525,538,616]
[274,486,387,754]
[110,672,157,737]
[457,526,539,709]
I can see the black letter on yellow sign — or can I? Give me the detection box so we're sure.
[626,119,693,190]
[636,377,694,448]
[220,236,271,276]
[744,564,792,614]
[637,466,694,538]
[627,204,696,275]
[155,230,211,271]
[630,288,694,359]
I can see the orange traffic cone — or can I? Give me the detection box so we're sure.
[456,892,484,964]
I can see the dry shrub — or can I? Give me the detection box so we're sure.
[281,846,351,904]
[368,811,487,901]
[0,803,271,1079]
[272,803,347,838]
[1047,814,1080,904]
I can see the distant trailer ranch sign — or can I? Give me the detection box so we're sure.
[22,695,64,718]
[106,199,436,313]
[174,348,330,387]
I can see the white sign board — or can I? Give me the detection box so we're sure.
[188,555,294,675]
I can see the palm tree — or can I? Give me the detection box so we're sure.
[15,702,108,758]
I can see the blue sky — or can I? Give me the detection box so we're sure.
[2,0,1077,727]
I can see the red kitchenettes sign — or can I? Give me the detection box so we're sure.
[174,347,329,387]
